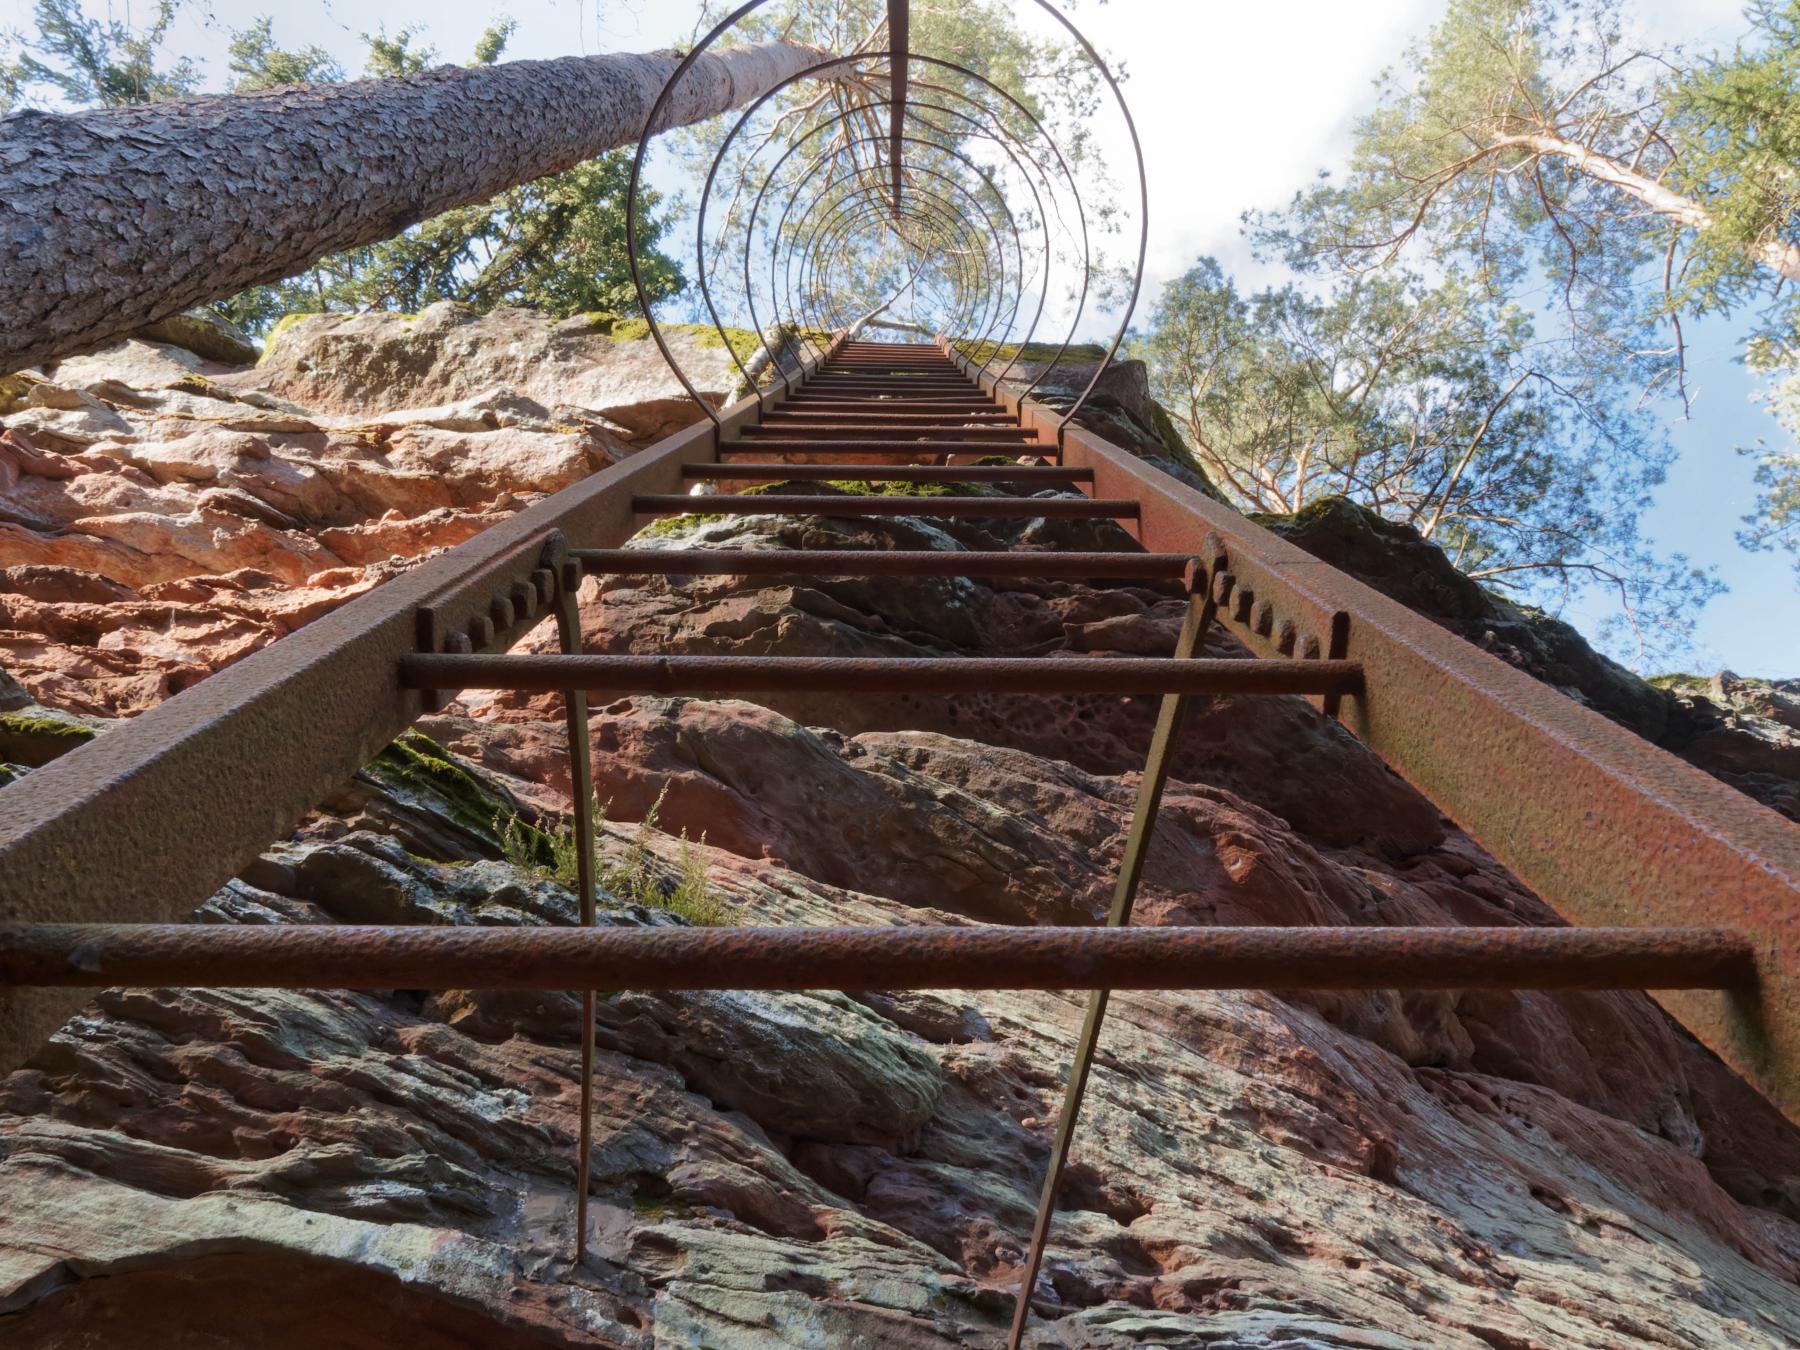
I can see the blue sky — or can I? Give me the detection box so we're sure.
[7,0,1794,675]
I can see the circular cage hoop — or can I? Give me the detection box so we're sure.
[624,0,1147,438]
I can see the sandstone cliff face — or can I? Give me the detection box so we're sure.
[0,303,751,715]
[2,314,1798,1346]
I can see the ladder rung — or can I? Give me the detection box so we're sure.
[807,382,973,392]
[633,494,1137,519]
[0,925,1751,993]
[764,411,1017,421]
[740,424,1036,438]
[807,376,971,385]
[714,451,1060,464]
[400,653,1361,696]
[787,395,996,405]
[682,464,1090,483]
[726,439,1055,454]
[571,549,1190,579]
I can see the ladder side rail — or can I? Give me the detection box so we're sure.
[942,337,1800,1121]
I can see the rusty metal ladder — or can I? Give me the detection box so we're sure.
[0,340,1782,1344]
[398,340,1758,1342]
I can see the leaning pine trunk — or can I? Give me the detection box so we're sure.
[0,41,834,372]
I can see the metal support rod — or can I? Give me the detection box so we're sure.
[396,654,1365,698]
[0,925,1754,991]
[551,550,599,1270]
[888,0,909,214]
[570,549,1190,580]
[1009,562,1216,1346]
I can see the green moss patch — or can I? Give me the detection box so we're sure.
[605,317,653,343]
[0,711,98,768]
[638,512,732,539]
[688,324,763,364]
[0,373,35,416]
[363,728,515,852]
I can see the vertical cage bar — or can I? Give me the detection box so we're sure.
[552,553,600,1267]
[1008,561,1216,1346]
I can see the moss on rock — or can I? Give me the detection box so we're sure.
[363,729,517,852]
[0,373,35,416]
[0,710,98,767]
[606,317,653,343]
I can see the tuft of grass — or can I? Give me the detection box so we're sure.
[495,785,733,925]
[662,829,733,927]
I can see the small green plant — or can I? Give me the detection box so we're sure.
[661,830,731,927]
[493,784,733,925]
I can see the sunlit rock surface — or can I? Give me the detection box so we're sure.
[0,304,764,715]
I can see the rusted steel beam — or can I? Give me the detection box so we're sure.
[0,333,848,1071]
[943,336,1800,1121]
[0,925,1753,992]
[633,493,1135,518]
[396,653,1364,697]
[571,549,1188,579]
[685,464,1086,483]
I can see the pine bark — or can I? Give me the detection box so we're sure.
[0,41,832,372]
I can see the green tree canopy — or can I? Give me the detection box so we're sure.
[1247,0,1800,582]
[2,0,197,109]
[1135,257,1718,660]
